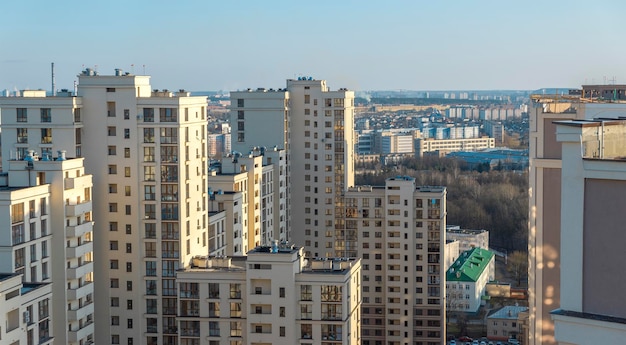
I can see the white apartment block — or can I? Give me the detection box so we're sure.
[208,190,244,256]
[176,245,361,345]
[415,137,495,157]
[209,148,288,252]
[230,78,355,257]
[345,176,447,345]
[0,273,53,345]
[0,155,94,345]
[445,247,495,313]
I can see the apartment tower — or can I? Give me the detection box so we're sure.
[230,78,355,257]
[528,87,626,345]
[346,177,447,345]
[1,93,95,345]
[77,70,209,345]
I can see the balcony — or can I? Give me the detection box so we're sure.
[66,200,92,217]
[67,261,93,280]
[67,300,94,321]
[67,221,93,238]
[67,320,94,343]
[67,281,94,301]
[64,175,91,190]
[66,241,93,259]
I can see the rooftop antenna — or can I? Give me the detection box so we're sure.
[51,62,56,96]
[143,64,146,75]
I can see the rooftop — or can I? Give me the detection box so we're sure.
[488,305,528,320]
[446,247,494,282]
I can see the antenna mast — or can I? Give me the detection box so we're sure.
[51,62,56,96]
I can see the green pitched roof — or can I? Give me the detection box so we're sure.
[446,247,494,282]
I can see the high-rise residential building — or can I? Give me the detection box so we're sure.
[0,273,53,345]
[528,88,626,345]
[230,78,355,257]
[0,154,94,345]
[176,245,362,345]
[208,147,288,252]
[1,68,209,345]
[549,119,626,344]
[78,70,209,345]
[345,177,447,345]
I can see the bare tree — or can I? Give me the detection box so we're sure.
[507,251,528,287]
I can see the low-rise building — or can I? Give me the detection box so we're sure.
[175,245,361,345]
[487,306,528,342]
[446,247,495,312]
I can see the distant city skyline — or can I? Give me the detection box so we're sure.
[2,0,626,91]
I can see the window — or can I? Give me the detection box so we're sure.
[143,128,155,143]
[110,241,118,250]
[127,300,133,310]
[279,287,285,298]
[126,262,133,272]
[143,147,155,162]
[111,297,119,307]
[110,279,119,288]
[108,145,117,155]
[160,128,178,144]
[41,128,52,143]
[109,184,118,193]
[110,260,119,269]
[125,167,131,177]
[146,281,157,296]
[17,108,27,122]
[109,203,118,212]
[124,128,130,138]
[108,126,117,136]
[17,128,28,143]
[40,108,51,122]
[108,165,117,174]
[144,166,155,181]
[301,285,312,301]
[208,283,219,298]
[143,108,154,122]
[230,283,241,299]
[159,108,177,122]
[124,147,131,158]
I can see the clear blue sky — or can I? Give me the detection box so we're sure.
[1,0,625,92]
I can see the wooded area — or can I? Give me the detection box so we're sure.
[356,156,528,252]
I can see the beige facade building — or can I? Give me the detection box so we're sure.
[230,78,355,257]
[0,155,94,345]
[345,177,447,345]
[176,245,361,345]
[550,119,626,344]
[1,69,209,345]
[208,147,288,253]
[528,89,626,345]
[0,273,53,345]
[487,306,528,342]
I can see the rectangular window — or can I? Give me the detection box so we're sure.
[143,108,154,122]
[143,128,155,143]
[17,108,27,122]
[159,108,178,122]
[108,126,116,136]
[17,128,28,143]
[41,128,52,143]
[108,146,116,155]
[40,108,51,122]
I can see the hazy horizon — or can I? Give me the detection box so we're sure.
[2,0,625,92]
